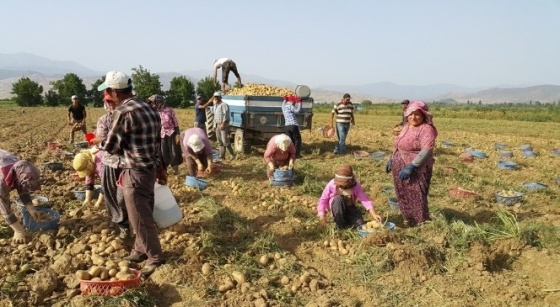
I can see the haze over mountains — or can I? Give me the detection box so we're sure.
[1,52,559,104]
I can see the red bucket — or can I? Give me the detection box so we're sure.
[85,133,95,145]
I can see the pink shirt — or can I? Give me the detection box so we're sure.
[85,151,104,185]
[263,137,296,164]
[159,107,179,138]
[316,179,374,217]
[394,123,437,172]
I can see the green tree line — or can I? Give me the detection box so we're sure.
[10,65,220,108]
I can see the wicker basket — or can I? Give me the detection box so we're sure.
[495,191,523,206]
[322,125,335,138]
[449,187,479,199]
[80,269,141,296]
[19,206,60,231]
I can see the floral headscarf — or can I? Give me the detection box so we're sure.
[147,94,166,111]
[403,100,438,136]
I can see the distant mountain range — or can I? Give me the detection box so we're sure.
[1,52,559,104]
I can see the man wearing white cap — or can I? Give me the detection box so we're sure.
[181,127,213,177]
[67,95,87,143]
[263,134,296,179]
[93,71,165,277]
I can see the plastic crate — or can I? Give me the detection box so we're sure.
[185,176,207,190]
[20,206,60,231]
[80,269,141,296]
[495,191,524,206]
[357,222,396,237]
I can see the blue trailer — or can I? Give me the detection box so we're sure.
[219,95,314,153]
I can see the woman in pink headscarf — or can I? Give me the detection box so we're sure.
[0,149,41,243]
[387,100,437,226]
[147,94,183,174]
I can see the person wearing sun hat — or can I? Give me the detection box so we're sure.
[0,149,42,244]
[388,100,437,227]
[317,164,382,229]
[181,127,213,177]
[263,134,296,180]
[94,70,165,277]
[73,148,105,208]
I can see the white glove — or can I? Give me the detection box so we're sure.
[10,221,27,244]
[83,190,94,206]
[94,193,104,208]
[195,159,204,171]
[267,162,275,171]
[25,204,40,220]
[206,159,213,173]
[288,159,294,170]
[89,146,100,154]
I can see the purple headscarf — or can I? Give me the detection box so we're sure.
[404,100,437,136]
[147,94,166,111]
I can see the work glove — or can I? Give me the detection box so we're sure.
[10,221,27,244]
[25,204,40,220]
[83,190,94,206]
[398,164,416,180]
[267,162,275,171]
[206,160,213,173]
[288,159,294,170]
[195,159,204,171]
[385,159,392,174]
[94,193,104,208]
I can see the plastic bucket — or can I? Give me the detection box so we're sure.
[85,133,95,145]
[153,183,183,228]
[295,85,311,99]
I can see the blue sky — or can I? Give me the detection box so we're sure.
[1,0,559,88]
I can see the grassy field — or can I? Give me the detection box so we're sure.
[0,104,559,306]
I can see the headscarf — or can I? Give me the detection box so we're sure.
[5,160,41,192]
[403,100,438,136]
[333,164,356,189]
[275,134,292,152]
[147,94,166,111]
[73,150,94,178]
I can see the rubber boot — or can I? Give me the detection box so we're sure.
[219,146,226,160]
[10,221,27,244]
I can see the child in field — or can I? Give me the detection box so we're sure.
[317,164,382,228]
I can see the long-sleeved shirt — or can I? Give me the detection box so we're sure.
[158,106,180,138]
[263,136,296,164]
[96,113,121,169]
[317,179,374,217]
[282,101,301,126]
[84,151,104,189]
[101,97,161,169]
[213,102,230,127]
[181,128,213,159]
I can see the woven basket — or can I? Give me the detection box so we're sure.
[80,269,141,296]
[322,125,335,138]
[495,191,523,206]
[449,187,479,199]
[20,206,60,231]
[459,152,474,163]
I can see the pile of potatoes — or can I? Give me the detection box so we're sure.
[34,211,53,222]
[75,261,136,282]
[362,220,382,232]
[227,83,295,97]
[322,239,354,256]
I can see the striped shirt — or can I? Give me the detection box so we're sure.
[96,113,121,169]
[214,101,230,126]
[282,101,301,126]
[102,97,162,170]
[332,102,354,123]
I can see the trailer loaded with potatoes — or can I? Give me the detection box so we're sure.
[206,83,314,154]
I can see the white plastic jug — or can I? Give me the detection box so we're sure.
[153,183,182,228]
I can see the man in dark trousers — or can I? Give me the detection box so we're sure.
[67,95,87,143]
[95,71,166,277]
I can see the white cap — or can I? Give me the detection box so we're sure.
[71,95,78,100]
[187,134,205,152]
[97,71,132,91]
[275,134,292,152]
[213,91,223,97]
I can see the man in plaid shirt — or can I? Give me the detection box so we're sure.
[95,71,165,277]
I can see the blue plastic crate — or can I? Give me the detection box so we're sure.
[185,176,207,190]
[272,169,293,182]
